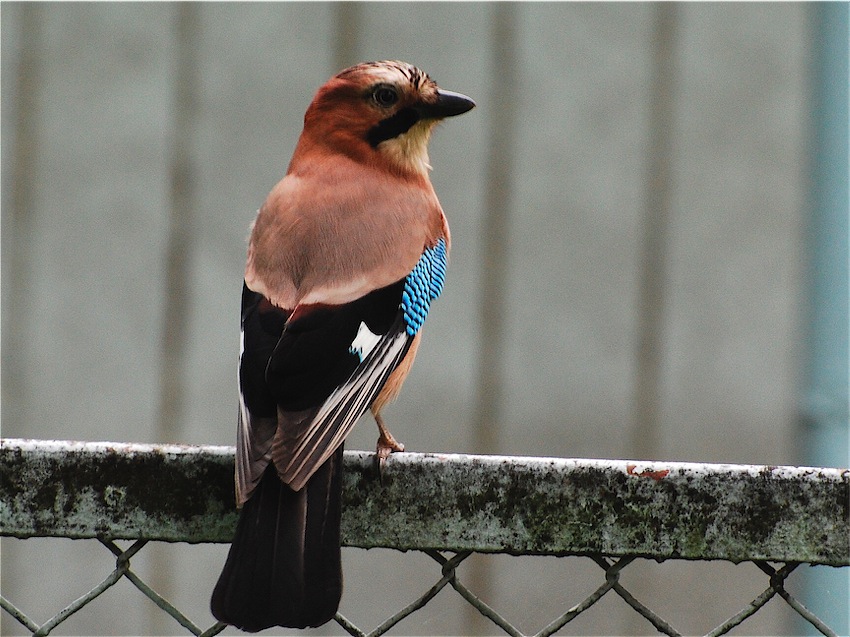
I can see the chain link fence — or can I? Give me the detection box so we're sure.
[2,439,848,636]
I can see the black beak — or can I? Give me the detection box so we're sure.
[418,89,476,119]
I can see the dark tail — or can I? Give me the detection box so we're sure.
[211,447,344,631]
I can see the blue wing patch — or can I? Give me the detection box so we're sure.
[401,238,447,336]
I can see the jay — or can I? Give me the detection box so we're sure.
[210,61,474,631]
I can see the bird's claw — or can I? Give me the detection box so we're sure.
[374,432,404,484]
[377,432,405,460]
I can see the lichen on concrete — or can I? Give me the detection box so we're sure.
[1,439,847,566]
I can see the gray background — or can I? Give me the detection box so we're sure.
[1,2,836,635]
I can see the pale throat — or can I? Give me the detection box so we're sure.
[378,120,435,176]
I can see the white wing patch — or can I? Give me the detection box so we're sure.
[348,321,382,363]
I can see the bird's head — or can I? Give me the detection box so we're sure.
[295,61,475,178]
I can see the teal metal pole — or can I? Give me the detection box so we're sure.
[801,3,849,634]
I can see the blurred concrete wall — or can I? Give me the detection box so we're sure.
[2,3,815,635]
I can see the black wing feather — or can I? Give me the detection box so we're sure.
[214,278,411,630]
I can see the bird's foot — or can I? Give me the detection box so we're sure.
[376,430,405,461]
[373,413,405,483]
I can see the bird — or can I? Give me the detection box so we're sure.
[210,60,474,632]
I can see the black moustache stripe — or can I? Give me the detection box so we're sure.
[366,108,420,147]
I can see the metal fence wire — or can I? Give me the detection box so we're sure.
[2,439,848,636]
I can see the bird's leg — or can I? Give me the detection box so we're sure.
[374,412,405,461]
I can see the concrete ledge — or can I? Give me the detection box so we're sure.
[1,438,847,565]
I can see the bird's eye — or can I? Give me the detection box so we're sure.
[372,86,399,108]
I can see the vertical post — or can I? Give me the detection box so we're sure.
[473,2,518,460]
[333,2,361,72]
[2,3,42,438]
[631,2,678,461]
[467,3,519,634]
[151,3,200,632]
[156,2,199,446]
[800,3,849,634]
